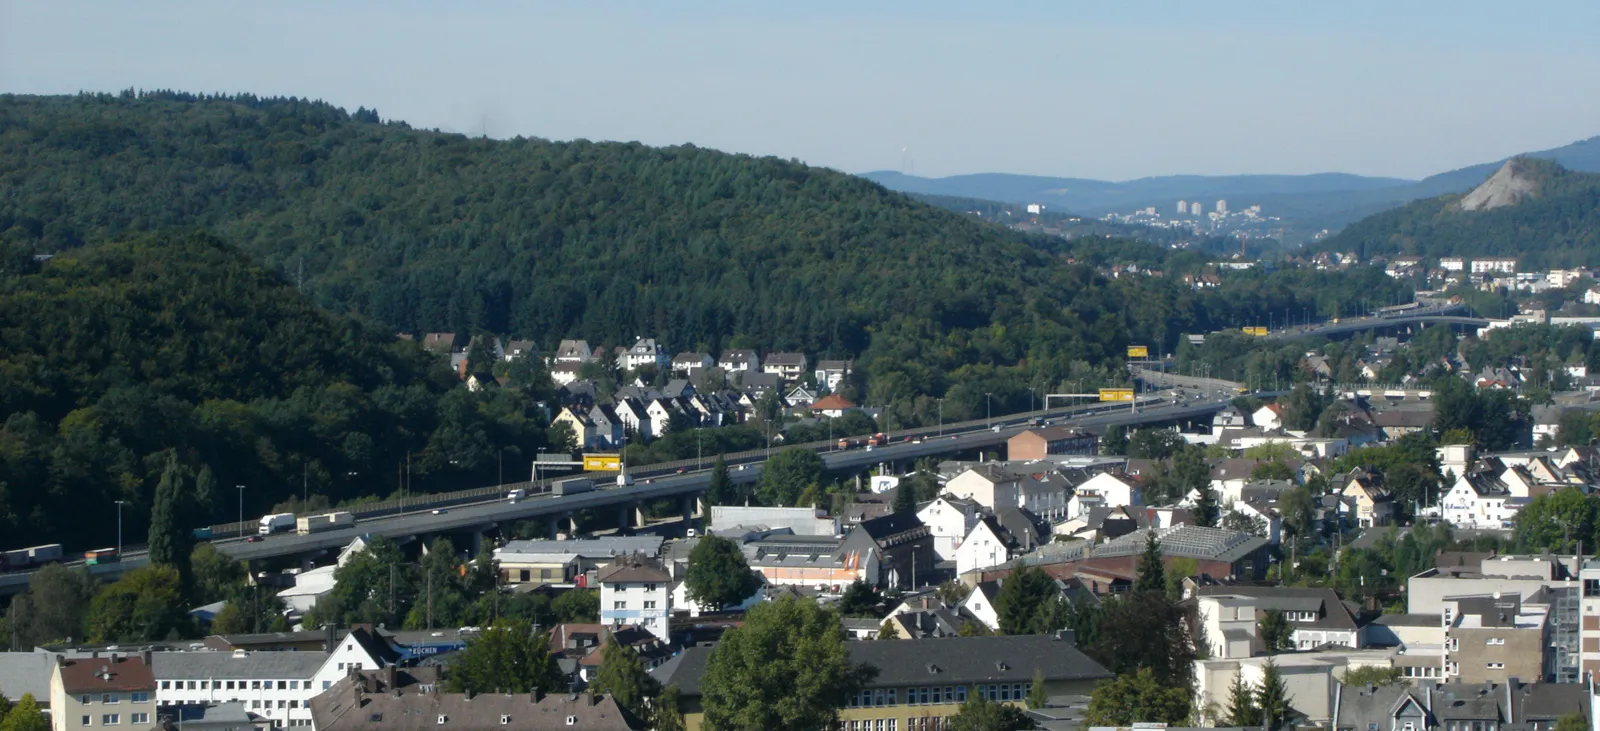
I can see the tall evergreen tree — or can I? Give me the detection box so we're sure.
[444,620,563,694]
[147,454,194,582]
[705,456,737,506]
[1193,487,1220,528]
[1134,532,1165,594]
[1225,673,1261,728]
[1257,658,1292,731]
[891,483,917,514]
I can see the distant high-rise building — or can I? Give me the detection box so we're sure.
[1216,199,1228,214]
[1177,200,1187,214]
[1026,203,1042,215]
[1190,202,1203,216]
[1143,206,1156,216]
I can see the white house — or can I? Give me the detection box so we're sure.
[959,582,1002,631]
[154,650,329,728]
[612,399,652,441]
[954,518,1012,575]
[1441,472,1515,529]
[275,565,337,616]
[598,555,672,643]
[917,496,981,562]
[942,465,1019,513]
[1440,257,1466,272]
[624,338,668,371]
[670,352,714,376]
[644,399,677,439]
[310,627,400,693]
[1252,403,1283,431]
[550,362,581,386]
[762,353,808,382]
[553,339,594,364]
[718,350,759,373]
[671,579,764,618]
[814,360,852,392]
[1067,472,1139,518]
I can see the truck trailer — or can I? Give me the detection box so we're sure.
[296,511,356,534]
[552,478,595,496]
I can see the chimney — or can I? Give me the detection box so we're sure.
[531,689,544,704]
[384,665,397,691]
[142,650,152,667]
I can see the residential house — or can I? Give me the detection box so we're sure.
[670,352,714,376]
[916,496,981,562]
[550,362,582,386]
[734,371,781,400]
[503,339,536,361]
[943,465,1020,513]
[597,554,672,643]
[809,393,859,419]
[588,404,626,450]
[717,350,759,373]
[761,353,808,382]
[554,407,599,450]
[553,339,595,364]
[309,669,643,731]
[420,332,465,354]
[464,371,498,392]
[955,517,1016,575]
[650,635,1112,731]
[1333,680,1591,731]
[611,399,651,442]
[51,653,157,731]
[784,385,818,408]
[1066,471,1139,518]
[814,360,852,392]
[1252,403,1284,430]
[310,627,401,693]
[1374,407,1436,441]
[1339,470,1394,527]
[974,525,1271,592]
[153,650,327,728]
[644,398,681,439]
[960,582,1003,631]
[623,338,667,371]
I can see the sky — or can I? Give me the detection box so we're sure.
[3,1,1598,181]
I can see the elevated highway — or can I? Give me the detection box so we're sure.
[1259,304,1487,341]
[0,392,1235,594]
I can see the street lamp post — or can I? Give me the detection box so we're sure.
[937,398,945,436]
[985,393,993,428]
[114,500,125,556]
[235,485,246,536]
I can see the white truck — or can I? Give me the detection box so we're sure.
[506,488,527,503]
[296,512,356,535]
[258,513,297,535]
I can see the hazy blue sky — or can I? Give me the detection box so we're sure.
[3,1,1597,180]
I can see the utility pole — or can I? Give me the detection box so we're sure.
[114,500,126,556]
[236,485,246,534]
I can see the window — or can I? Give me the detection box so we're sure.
[1486,638,1505,645]
[956,687,967,702]
[81,717,91,727]
[81,696,91,705]
[289,701,299,709]
[101,715,119,726]
[1487,662,1505,669]
[103,695,119,704]
[644,601,657,609]
[187,681,196,690]
[279,681,289,690]
[278,700,287,709]
[369,714,383,723]
[888,689,897,705]
[160,682,170,691]
[322,681,332,690]
[252,681,262,690]
[613,601,626,610]
[131,715,148,725]
[437,716,448,725]
[288,681,298,690]
[1585,579,1600,597]
[1446,638,1460,651]
[645,584,659,592]
[500,716,510,725]
[565,716,578,726]
[252,702,261,710]
[130,693,149,703]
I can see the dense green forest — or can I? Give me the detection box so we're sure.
[1318,159,1600,268]
[0,233,560,551]
[0,92,1410,424]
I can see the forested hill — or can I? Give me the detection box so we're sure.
[0,91,1407,427]
[0,232,559,551]
[0,91,1097,355]
[1316,159,1600,268]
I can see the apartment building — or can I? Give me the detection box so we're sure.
[597,554,672,643]
[1442,594,1549,684]
[50,653,157,731]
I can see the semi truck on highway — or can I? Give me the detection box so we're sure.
[258,513,297,535]
[0,543,63,571]
[84,548,120,565]
[553,478,595,496]
[297,512,356,534]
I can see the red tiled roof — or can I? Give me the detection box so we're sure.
[57,655,155,693]
[810,394,857,410]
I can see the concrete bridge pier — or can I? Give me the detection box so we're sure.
[470,528,485,556]
[616,503,632,534]
[680,495,696,523]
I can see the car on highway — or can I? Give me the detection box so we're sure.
[676,468,687,474]
[432,509,447,515]
[244,535,263,543]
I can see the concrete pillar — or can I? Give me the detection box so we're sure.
[420,539,430,557]
[680,495,695,523]
[547,515,561,540]
[634,503,647,530]
[617,504,632,534]
[696,496,706,517]
[471,529,484,556]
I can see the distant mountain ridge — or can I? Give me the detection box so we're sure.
[1316,157,1600,268]
[862,135,1600,239]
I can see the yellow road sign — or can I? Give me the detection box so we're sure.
[1243,326,1269,336]
[1127,346,1149,358]
[1099,388,1135,402]
[583,453,623,472]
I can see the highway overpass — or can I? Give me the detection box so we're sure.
[0,392,1234,594]
[1258,304,1488,342]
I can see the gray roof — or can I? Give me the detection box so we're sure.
[499,537,664,559]
[0,652,54,702]
[1373,613,1442,627]
[152,650,329,679]
[1196,586,1360,630]
[1092,525,1267,564]
[655,634,1109,698]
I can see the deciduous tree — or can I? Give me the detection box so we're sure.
[444,620,563,694]
[1084,668,1190,726]
[684,536,761,611]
